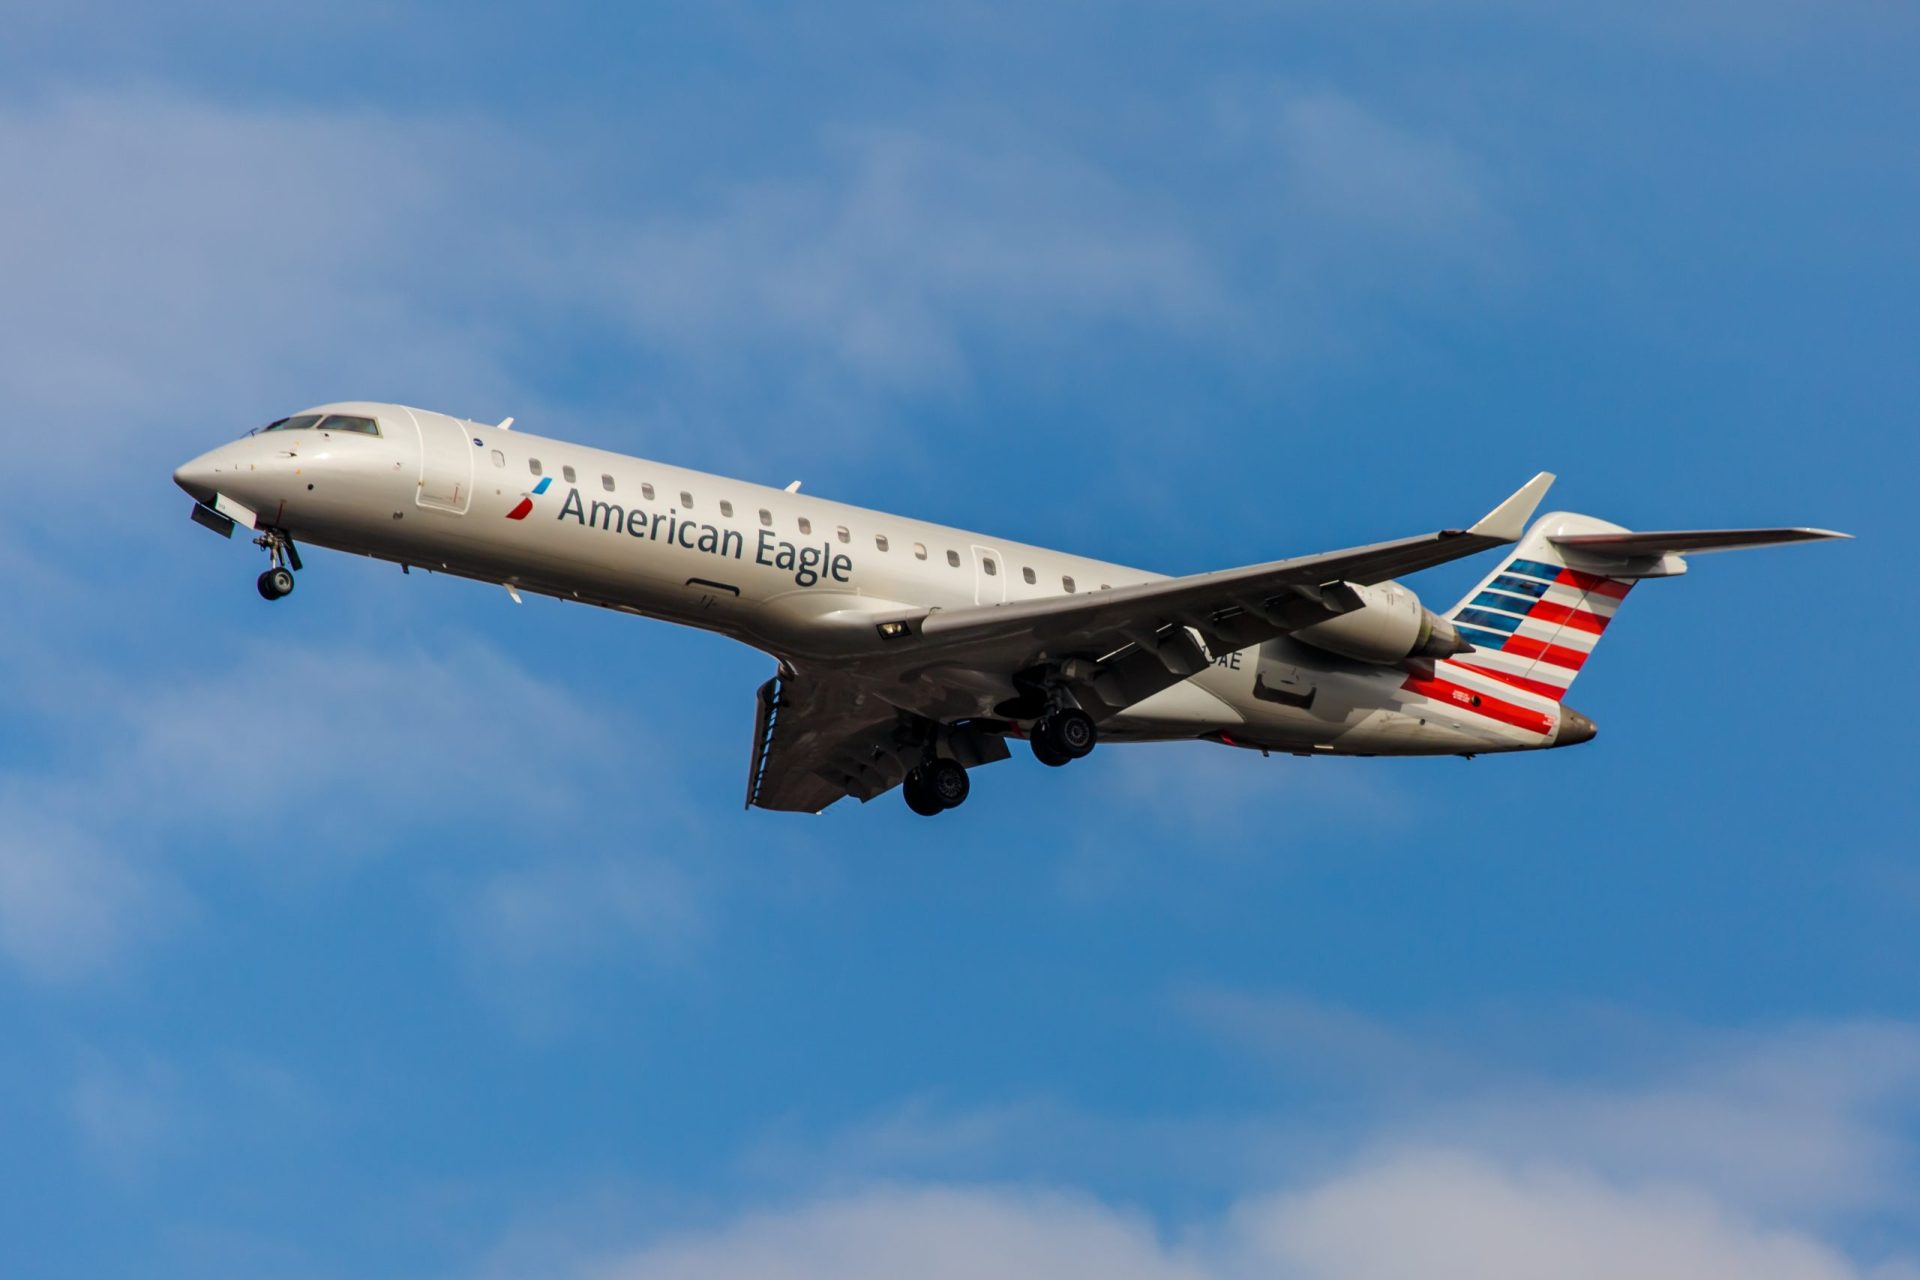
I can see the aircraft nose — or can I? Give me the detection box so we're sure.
[173,451,222,505]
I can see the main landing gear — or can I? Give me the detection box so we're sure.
[902,757,970,817]
[1029,707,1096,768]
[254,530,302,601]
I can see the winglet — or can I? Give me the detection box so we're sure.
[1468,472,1556,542]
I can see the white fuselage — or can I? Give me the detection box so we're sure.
[175,402,1585,759]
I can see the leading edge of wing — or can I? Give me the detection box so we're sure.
[904,472,1556,654]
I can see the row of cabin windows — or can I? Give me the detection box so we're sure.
[499,451,1109,593]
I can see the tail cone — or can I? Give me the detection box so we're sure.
[1555,705,1597,747]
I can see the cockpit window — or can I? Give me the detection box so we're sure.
[262,414,323,432]
[319,414,380,436]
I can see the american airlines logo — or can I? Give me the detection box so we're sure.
[537,486,854,588]
[505,476,552,520]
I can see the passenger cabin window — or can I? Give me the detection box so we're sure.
[836,526,850,544]
[1022,566,1036,584]
[262,415,323,432]
[798,516,812,534]
[719,500,733,517]
[947,550,961,567]
[601,474,616,491]
[1062,575,1076,592]
[319,414,380,436]
[491,450,506,468]
[641,483,655,500]
[759,509,772,527]
[875,534,889,551]
[982,558,998,576]
[530,459,543,477]
[679,491,693,508]
[913,542,928,560]
[563,465,577,483]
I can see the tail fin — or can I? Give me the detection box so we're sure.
[1441,513,1847,702]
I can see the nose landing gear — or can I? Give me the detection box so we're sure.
[253,530,302,601]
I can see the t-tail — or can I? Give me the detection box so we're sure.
[1440,512,1849,738]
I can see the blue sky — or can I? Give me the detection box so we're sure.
[2,3,1916,1276]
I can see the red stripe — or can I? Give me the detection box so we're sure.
[1556,567,1632,600]
[506,497,534,520]
[1500,633,1589,670]
[1452,661,1567,701]
[1526,600,1609,634]
[1401,674,1553,735]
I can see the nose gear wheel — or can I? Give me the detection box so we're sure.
[251,529,302,602]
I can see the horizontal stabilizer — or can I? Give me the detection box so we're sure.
[1548,527,1850,557]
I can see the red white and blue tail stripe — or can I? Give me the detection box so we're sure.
[1440,514,1635,702]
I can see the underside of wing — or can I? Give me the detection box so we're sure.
[745,672,1011,813]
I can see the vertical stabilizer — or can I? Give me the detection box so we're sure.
[1443,513,1638,701]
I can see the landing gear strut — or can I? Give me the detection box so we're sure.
[903,757,970,816]
[254,530,302,601]
[1030,707,1096,767]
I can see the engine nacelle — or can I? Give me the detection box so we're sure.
[1290,580,1471,665]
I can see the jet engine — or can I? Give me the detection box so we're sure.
[1289,580,1472,664]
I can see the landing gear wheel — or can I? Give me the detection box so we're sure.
[1053,708,1096,758]
[925,758,970,809]
[1030,723,1072,767]
[1033,708,1096,763]
[257,567,295,600]
[902,767,945,817]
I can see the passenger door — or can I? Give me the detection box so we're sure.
[408,408,475,514]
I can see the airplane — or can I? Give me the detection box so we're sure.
[173,402,1847,816]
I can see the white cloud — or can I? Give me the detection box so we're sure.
[0,801,183,981]
[1271,93,1489,242]
[582,1152,1888,1280]
[591,1186,1201,1280]
[462,855,707,969]
[0,92,510,453]
[0,82,1513,507]
[1178,994,1920,1225]
[569,127,1221,394]
[1235,1150,1863,1280]
[663,1015,1920,1280]
[0,634,696,984]
[1424,1022,1920,1222]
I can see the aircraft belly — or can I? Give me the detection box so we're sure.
[1104,679,1246,735]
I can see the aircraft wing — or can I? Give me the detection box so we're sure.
[744,671,1012,813]
[854,473,1556,722]
[744,474,1550,811]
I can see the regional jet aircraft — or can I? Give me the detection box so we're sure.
[174,404,1845,815]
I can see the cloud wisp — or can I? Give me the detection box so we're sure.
[0,630,704,984]
[562,1017,1920,1280]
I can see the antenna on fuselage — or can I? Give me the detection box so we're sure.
[496,416,515,431]
[785,480,802,492]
